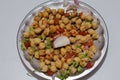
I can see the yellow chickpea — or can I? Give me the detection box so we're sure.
[69,37,76,43]
[76,19,82,25]
[48,19,54,25]
[89,45,96,53]
[49,14,54,20]
[50,65,57,72]
[60,23,65,29]
[65,46,72,52]
[39,42,45,49]
[85,22,92,28]
[34,28,42,34]
[70,29,78,36]
[34,38,41,45]
[50,25,57,32]
[92,21,99,29]
[76,48,82,53]
[63,31,71,37]
[39,50,45,56]
[88,51,94,59]
[66,58,73,65]
[54,50,60,54]
[51,9,57,15]
[38,12,43,17]
[88,29,96,34]
[55,60,62,69]
[43,28,50,36]
[71,11,77,17]
[92,33,99,39]
[27,47,34,55]
[80,59,87,67]
[34,16,40,22]
[43,11,49,18]
[69,66,77,74]
[40,24,46,30]
[32,21,39,28]
[23,32,29,38]
[34,51,40,59]
[56,13,61,19]
[29,31,36,38]
[85,15,93,21]
[62,62,69,69]
[45,7,51,13]
[76,35,82,40]
[71,44,77,50]
[58,8,64,15]
[39,61,45,68]
[41,65,48,72]
[53,55,59,61]
[66,24,72,31]
[45,59,51,65]
[60,48,67,55]
[62,17,69,24]
[74,57,80,62]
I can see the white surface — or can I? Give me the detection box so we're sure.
[0,0,119,80]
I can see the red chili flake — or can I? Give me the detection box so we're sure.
[86,61,94,69]
[24,41,30,49]
[46,70,54,76]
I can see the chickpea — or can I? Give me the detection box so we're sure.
[43,28,50,36]
[85,15,93,21]
[48,19,54,25]
[88,51,94,59]
[54,50,60,54]
[80,35,90,43]
[45,49,54,54]
[62,62,69,69]
[89,45,96,53]
[32,21,39,28]
[60,48,67,55]
[39,42,45,49]
[69,66,77,74]
[85,22,92,28]
[50,25,57,32]
[71,44,77,50]
[70,29,78,36]
[66,58,73,65]
[60,23,65,29]
[58,8,64,15]
[34,51,40,59]
[88,29,96,34]
[45,7,51,13]
[69,37,76,43]
[23,32,29,38]
[56,13,61,19]
[27,47,34,55]
[80,59,87,67]
[53,55,59,61]
[39,61,45,68]
[63,31,71,37]
[66,24,72,31]
[43,11,49,18]
[76,19,82,25]
[71,11,77,17]
[92,21,98,29]
[76,35,82,40]
[29,31,36,37]
[49,14,54,20]
[65,46,72,52]
[71,17,77,23]
[76,48,82,53]
[41,65,48,72]
[34,16,40,22]
[34,28,42,34]
[34,38,41,45]
[45,59,51,65]
[30,39,35,47]
[38,12,43,17]
[74,57,80,62]
[40,24,46,30]
[80,13,86,20]
[50,65,57,72]
[55,60,62,68]
[62,17,69,24]
[51,9,57,15]
[39,50,45,56]
[92,33,99,39]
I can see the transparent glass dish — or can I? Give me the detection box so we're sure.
[17,0,109,80]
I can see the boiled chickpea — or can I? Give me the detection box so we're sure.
[88,29,96,34]
[23,32,29,38]
[34,28,42,34]
[60,48,67,55]
[71,11,77,17]
[45,59,51,65]
[49,14,54,20]
[32,21,39,28]
[43,11,49,18]
[76,19,82,25]
[34,16,40,22]
[70,29,78,36]
[39,50,45,56]
[58,8,64,15]
[40,24,46,30]
[69,37,76,43]
[69,66,77,74]
[55,60,62,69]
[48,19,54,25]
[62,17,69,24]
[56,13,61,19]
[92,21,98,29]
[39,61,45,68]
[45,7,51,13]
[85,15,93,21]
[50,65,57,72]
[39,42,45,49]
[62,62,69,69]
[66,24,72,31]
[34,51,40,59]
[27,47,34,55]
[43,28,50,36]
[50,25,57,32]
[92,33,99,39]
[41,65,48,72]
[74,57,80,62]
[34,38,41,45]
[89,45,96,53]
[60,23,65,29]
[51,9,57,15]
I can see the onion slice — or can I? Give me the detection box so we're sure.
[53,36,70,48]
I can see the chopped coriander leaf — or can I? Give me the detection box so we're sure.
[21,42,26,51]
[41,34,46,40]
[78,66,83,73]
[45,38,52,49]
[29,26,34,31]
[22,38,29,42]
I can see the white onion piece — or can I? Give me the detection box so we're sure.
[93,49,101,61]
[53,36,70,48]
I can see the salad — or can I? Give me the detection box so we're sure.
[21,7,99,80]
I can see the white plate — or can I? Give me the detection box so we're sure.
[17,0,109,80]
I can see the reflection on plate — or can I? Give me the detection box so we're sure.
[17,0,108,80]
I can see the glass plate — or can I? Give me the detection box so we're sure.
[17,0,109,80]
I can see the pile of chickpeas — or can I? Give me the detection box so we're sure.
[22,7,99,77]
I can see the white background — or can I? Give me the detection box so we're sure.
[0,0,119,80]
